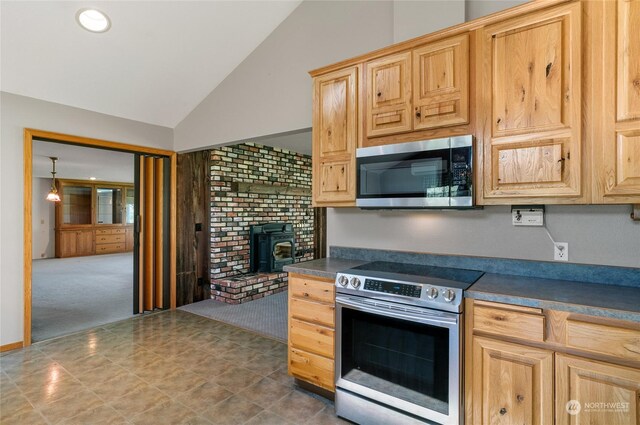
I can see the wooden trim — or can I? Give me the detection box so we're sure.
[1,341,24,353]
[143,156,155,311]
[170,153,177,310]
[154,159,164,308]
[23,128,176,346]
[25,129,174,156]
[23,130,33,347]
[309,0,569,77]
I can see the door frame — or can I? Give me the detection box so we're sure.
[23,128,177,346]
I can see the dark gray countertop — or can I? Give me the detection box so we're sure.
[285,256,640,323]
[284,258,368,280]
[467,273,640,322]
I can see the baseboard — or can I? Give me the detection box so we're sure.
[0,341,24,353]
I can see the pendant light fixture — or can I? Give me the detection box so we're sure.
[46,157,61,202]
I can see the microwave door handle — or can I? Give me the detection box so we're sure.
[336,296,458,327]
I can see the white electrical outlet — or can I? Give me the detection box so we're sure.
[554,242,569,261]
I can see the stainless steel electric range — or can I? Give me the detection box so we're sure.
[334,261,484,425]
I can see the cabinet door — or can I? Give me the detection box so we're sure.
[472,337,554,425]
[76,230,95,255]
[413,34,469,130]
[365,51,412,137]
[312,66,358,206]
[556,353,640,425]
[480,2,583,201]
[58,231,77,257]
[592,0,640,203]
[125,228,134,251]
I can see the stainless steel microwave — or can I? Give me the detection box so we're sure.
[356,135,474,209]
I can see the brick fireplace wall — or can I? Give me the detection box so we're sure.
[209,142,313,303]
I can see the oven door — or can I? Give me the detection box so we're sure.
[335,295,462,425]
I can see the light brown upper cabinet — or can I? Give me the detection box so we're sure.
[479,2,584,203]
[591,0,640,203]
[413,33,469,131]
[312,66,359,206]
[365,52,413,138]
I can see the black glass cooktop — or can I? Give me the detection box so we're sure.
[351,261,484,287]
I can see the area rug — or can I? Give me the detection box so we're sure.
[178,291,287,342]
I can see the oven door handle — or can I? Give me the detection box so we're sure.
[336,295,459,327]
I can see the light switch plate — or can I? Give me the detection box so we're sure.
[512,206,544,226]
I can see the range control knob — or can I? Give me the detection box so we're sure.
[442,289,456,303]
[426,287,439,299]
[338,275,349,287]
[350,277,361,289]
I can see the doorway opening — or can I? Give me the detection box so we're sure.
[24,129,176,346]
[31,141,136,342]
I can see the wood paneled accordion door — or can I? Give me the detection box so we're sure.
[134,155,171,314]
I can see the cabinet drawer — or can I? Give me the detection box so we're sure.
[290,298,334,328]
[290,318,334,359]
[96,234,125,244]
[474,304,545,343]
[96,243,125,254]
[566,319,640,362]
[289,348,334,391]
[96,228,126,235]
[290,275,335,304]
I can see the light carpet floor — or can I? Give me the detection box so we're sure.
[32,253,134,342]
[179,291,288,342]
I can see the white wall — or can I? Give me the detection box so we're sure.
[0,92,173,346]
[32,178,56,260]
[327,206,640,268]
[393,1,465,43]
[174,0,395,152]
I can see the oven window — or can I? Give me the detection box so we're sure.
[341,308,450,414]
[357,150,451,199]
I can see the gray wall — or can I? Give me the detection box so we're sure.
[32,178,56,260]
[174,0,395,152]
[0,91,173,346]
[465,0,528,21]
[393,1,465,43]
[327,206,640,268]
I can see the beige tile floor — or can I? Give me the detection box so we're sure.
[0,310,348,425]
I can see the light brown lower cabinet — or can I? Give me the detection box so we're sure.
[556,354,640,425]
[468,299,640,425]
[57,229,94,257]
[472,336,554,425]
[287,273,336,392]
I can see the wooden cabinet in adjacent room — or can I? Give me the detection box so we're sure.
[556,353,640,425]
[471,336,554,425]
[591,0,640,204]
[478,2,584,203]
[54,179,134,258]
[57,229,95,258]
[312,66,359,207]
[288,273,336,392]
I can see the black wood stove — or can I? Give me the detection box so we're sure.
[249,223,295,273]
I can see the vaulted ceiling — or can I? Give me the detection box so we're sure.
[0,1,301,128]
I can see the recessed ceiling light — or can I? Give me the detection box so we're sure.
[76,9,111,33]
[89,177,97,180]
